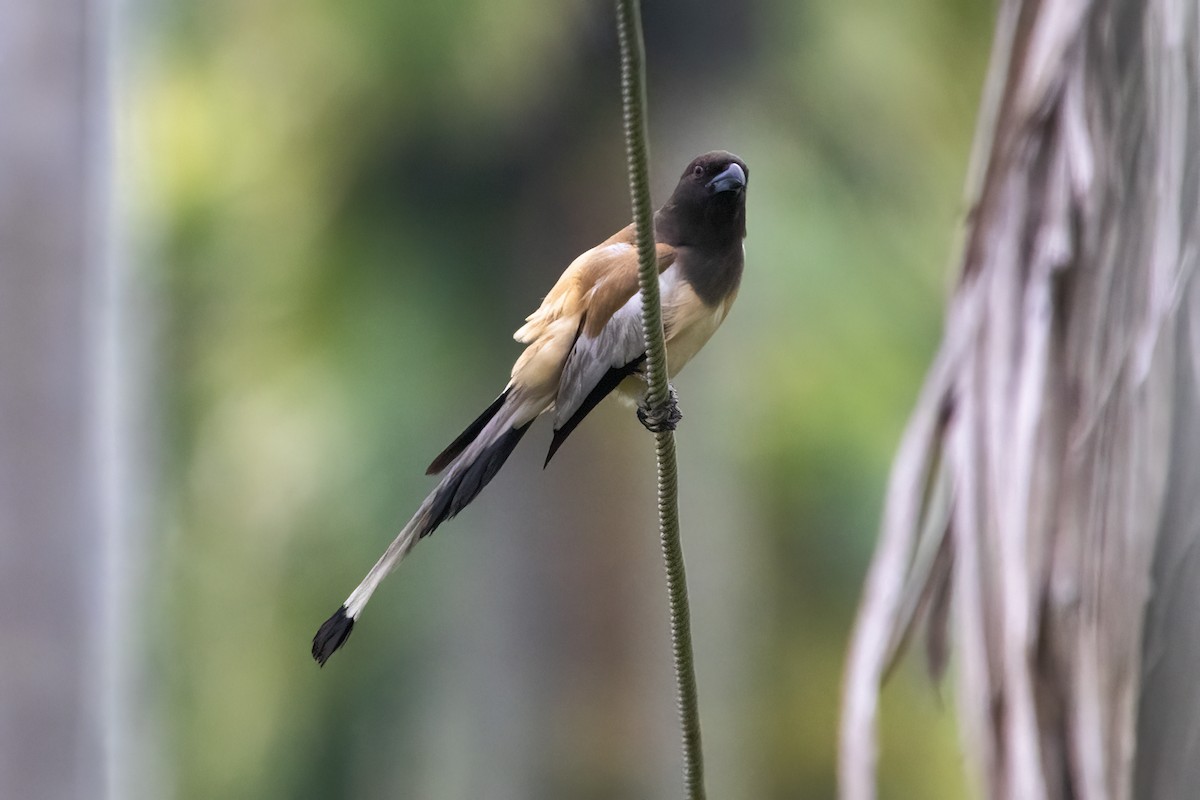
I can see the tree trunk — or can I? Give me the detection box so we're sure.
[0,0,113,797]
[841,0,1200,798]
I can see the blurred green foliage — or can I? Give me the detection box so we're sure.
[135,0,993,797]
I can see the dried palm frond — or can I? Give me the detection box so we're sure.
[840,0,1200,797]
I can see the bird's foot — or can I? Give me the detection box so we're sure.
[637,384,683,433]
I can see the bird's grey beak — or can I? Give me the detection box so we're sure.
[707,162,746,194]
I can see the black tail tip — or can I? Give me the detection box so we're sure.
[313,606,354,666]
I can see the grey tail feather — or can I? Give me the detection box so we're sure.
[545,355,645,467]
[423,420,532,538]
[313,409,532,667]
[427,389,511,475]
[312,605,354,666]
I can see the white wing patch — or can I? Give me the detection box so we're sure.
[552,270,729,428]
[553,292,646,428]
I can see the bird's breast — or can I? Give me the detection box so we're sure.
[609,287,733,406]
[664,283,735,377]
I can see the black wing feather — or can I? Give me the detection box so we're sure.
[427,389,510,475]
[544,354,646,467]
[424,421,533,537]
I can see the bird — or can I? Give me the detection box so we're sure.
[313,150,749,665]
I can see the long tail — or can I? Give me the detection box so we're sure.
[313,387,540,665]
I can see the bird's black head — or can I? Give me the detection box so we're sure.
[657,151,749,247]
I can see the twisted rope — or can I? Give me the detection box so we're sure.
[615,2,706,797]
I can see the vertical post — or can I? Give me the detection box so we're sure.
[0,0,111,797]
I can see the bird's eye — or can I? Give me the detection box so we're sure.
[693,164,704,177]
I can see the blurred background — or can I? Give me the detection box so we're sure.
[107,0,992,797]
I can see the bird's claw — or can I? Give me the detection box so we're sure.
[637,385,683,433]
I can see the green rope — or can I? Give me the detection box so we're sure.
[615,2,706,798]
